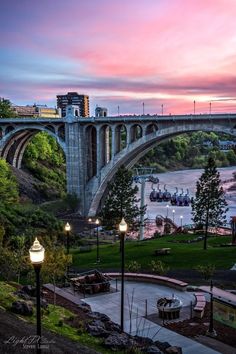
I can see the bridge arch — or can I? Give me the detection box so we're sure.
[0,125,66,168]
[5,125,15,135]
[85,125,97,180]
[58,125,65,140]
[145,123,158,135]
[130,124,143,143]
[99,124,112,167]
[88,122,236,216]
[45,124,55,134]
[115,124,127,154]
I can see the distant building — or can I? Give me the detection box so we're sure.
[219,140,236,151]
[203,140,236,151]
[95,106,108,117]
[13,104,59,118]
[56,92,89,117]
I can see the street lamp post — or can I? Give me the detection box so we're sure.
[65,222,71,255]
[166,205,169,219]
[95,219,100,263]
[207,280,217,337]
[119,217,127,332]
[65,222,71,277]
[29,238,45,354]
[88,218,92,238]
[172,209,175,223]
[180,215,183,230]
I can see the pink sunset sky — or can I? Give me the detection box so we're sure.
[1,0,236,115]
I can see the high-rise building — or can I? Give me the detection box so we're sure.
[56,92,89,117]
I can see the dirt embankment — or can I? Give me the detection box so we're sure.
[11,167,42,203]
[11,167,59,204]
[0,308,99,354]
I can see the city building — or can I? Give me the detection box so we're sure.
[13,104,59,118]
[56,92,89,117]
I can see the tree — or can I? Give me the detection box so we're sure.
[192,157,228,250]
[41,247,72,305]
[0,159,19,204]
[99,165,146,230]
[0,98,16,118]
[11,235,29,283]
[195,264,215,280]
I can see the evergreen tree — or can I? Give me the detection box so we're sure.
[192,157,228,250]
[0,99,16,118]
[99,165,146,230]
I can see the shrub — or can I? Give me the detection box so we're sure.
[63,193,79,212]
[164,223,171,234]
[149,260,169,275]
[126,261,141,273]
[57,319,64,327]
[153,231,162,238]
[76,320,86,334]
[195,264,215,280]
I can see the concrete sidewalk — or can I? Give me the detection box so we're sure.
[83,280,221,354]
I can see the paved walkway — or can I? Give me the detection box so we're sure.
[200,285,236,306]
[83,280,221,354]
[44,283,83,305]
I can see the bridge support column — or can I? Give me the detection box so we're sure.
[96,126,102,177]
[111,126,116,160]
[65,106,86,216]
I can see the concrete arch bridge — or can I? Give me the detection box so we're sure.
[0,105,236,216]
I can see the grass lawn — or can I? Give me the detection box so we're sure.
[72,234,236,271]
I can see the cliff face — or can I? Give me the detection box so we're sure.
[11,167,59,204]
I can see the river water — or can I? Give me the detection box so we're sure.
[137,166,236,226]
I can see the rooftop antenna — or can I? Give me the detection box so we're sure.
[194,100,196,115]
[161,104,163,116]
[118,105,120,116]
[142,102,145,116]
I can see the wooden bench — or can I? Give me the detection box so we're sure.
[154,248,171,255]
[71,270,111,295]
[107,272,188,292]
[193,292,206,318]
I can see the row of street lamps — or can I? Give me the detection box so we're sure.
[29,216,217,350]
[88,218,101,263]
[166,205,183,225]
[29,216,128,351]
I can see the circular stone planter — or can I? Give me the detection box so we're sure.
[157,297,183,320]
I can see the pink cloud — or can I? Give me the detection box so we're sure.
[1,0,236,114]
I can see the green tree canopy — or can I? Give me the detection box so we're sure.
[0,159,19,204]
[99,165,146,230]
[191,157,228,249]
[0,99,16,118]
[25,132,65,167]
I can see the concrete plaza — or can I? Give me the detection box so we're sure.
[83,280,221,354]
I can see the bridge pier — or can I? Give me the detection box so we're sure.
[65,107,87,216]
